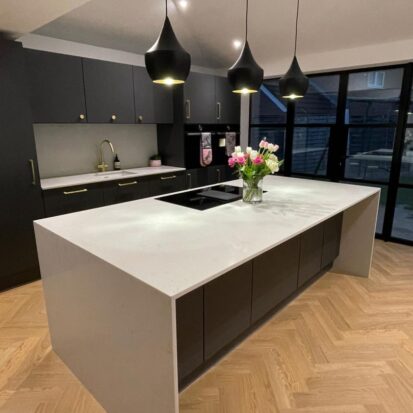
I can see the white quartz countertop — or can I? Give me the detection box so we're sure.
[35,176,380,299]
[40,166,186,190]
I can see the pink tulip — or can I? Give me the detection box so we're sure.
[228,157,236,167]
[253,156,263,165]
[273,144,279,152]
[237,156,246,165]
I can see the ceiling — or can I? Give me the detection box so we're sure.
[12,0,413,69]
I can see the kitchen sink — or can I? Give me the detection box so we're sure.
[94,170,136,179]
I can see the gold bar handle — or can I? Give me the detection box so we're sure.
[28,159,36,186]
[185,99,191,119]
[118,181,138,187]
[63,188,88,195]
[161,175,177,180]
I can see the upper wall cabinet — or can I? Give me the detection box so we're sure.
[25,49,87,123]
[184,72,217,124]
[215,76,240,125]
[83,58,135,123]
[133,66,173,124]
[183,72,240,125]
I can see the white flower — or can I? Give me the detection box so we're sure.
[234,146,242,153]
[266,159,279,173]
[250,150,258,160]
[267,143,275,152]
[269,154,278,161]
[273,144,280,152]
[246,146,252,154]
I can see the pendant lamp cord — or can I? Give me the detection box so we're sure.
[245,0,249,40]
[166,0,168,16]
[294,0,300,56]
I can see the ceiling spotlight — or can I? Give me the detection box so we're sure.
[179,0,188,9]
[233,39,243,49]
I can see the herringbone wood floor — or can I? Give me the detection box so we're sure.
[0,240,412,412]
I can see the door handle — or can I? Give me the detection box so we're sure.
[187,173,192,188]
[161,175,177,180]
[63,188,88,195]
[28,159,36,186]
[217,102,221,120]
[217,168,221,182]
[185,99,191,119]
[118,181,138,187]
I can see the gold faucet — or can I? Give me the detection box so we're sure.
[97,139,115,172]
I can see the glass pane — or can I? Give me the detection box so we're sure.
[400,128,413,185]
[250,79,287,124]
[292,127,330,175]
[295,75,340,124]
[249,127,286,160]
[392,188,413,241]
[346,68,403,124]
[344,127,396,182]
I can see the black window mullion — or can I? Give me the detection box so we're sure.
[382,63,413,239]
[284,101,295,176]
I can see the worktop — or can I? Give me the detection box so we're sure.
[40,165,186,190]
[34,176,380,413]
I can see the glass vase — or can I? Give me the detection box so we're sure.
[243,178,263,204]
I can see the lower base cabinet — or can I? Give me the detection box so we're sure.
[145,172,186,197]
[204,262,253,360]
[252,236,300,323]
[176,213,344,387]
[103,179,146,205]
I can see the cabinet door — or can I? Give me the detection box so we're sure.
[83,59,135,123]
[146,172,186,197]
[0,41,44,290]
[207,166,227,185]
[298,224,324,287]
[176,287,204,385]
[43,185,104,217]
[184,72,216,124]
[25,50,87,123]
[186,168,208,189]
[252,236,300,323]
[322,213,343,268]
[103,179,147,205]
[204,261,252,360]
[215,76,240,124]
[133,66,173,124]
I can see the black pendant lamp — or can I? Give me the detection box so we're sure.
[279,0,309,99]
[227,0,263,94]
[145,0,191,85]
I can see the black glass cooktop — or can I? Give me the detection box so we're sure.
[157,185,243,210]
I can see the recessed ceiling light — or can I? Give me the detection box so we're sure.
[179,0,189,9]
[233,39,242,49]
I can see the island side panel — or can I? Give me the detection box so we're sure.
[332,192,380,278]
[34,224,179,413]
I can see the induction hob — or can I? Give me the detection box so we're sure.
[157,184,243,210]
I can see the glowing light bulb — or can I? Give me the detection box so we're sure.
[233,39,242,49]
[179,0,188,9]
[163,77,175,86]
[241,88,249,94]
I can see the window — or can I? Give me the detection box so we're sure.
[392,188,413,241]
[367,71,385,89]
[399,128,413,185]
[250,127,286,161]
[292,127,330,176]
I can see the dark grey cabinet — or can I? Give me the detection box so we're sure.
[133,66,173,124]
[207,165,229,184]
[25,49,87,123]
[176,287,204,384]
[145,172,186,197]
[204,261,253,359]
[43,184,105,217]
[186,168,208,189]
[83,58,135,123]
[215,76,240,124]
[184,72,216,124]
[298,224,324,287]
[322,214,343,268]
[103,179,147,205]
[252,236,300,323]
[0,40,44,290]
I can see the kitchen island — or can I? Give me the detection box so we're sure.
[34,176,380,413]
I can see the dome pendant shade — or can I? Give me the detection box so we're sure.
[279,57,309,99]
[227,41,264,94]
[145,16,191,85]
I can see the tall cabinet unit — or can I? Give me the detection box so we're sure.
[0,40,44,290]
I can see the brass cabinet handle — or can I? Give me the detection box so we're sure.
[63,188,88,195]
[185,99,191,119]
[118,181,138,187]
[111,114,117,121]
[217,102,221,120]
[79,114,86,120]
[137,115,143,123]
[28,159,36,186]
[187,173,192,188]
[161,175,177,180]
